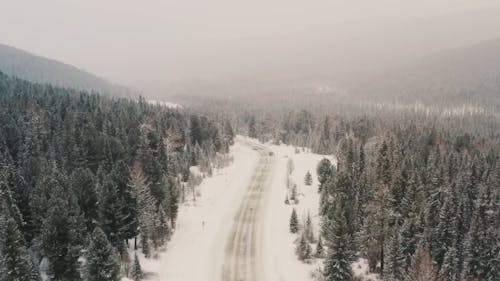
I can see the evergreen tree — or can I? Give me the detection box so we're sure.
[317,158,333,192]
[304,211,314,242]
[404,244,440,281]
[323,207,354,281]
[98,177,126,254]
[85,227,120,281]
[0,216,40,281]
[248,116,257,139]
[462,184,498,281]
[130,253,143,281]
[290,209,299,233]
[383,226,405,281]
[317,116,332,154]
[290,184,298,204]
[304,171,313,186]
[40,197,83,281]
[70,168,98,231]
[296,234,311,261]
[316,235,324,258]
[110,160,138,241]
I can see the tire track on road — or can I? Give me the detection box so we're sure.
[222,142,274,281]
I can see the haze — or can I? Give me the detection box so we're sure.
[2,0,500,93]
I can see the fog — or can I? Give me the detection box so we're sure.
[2,0,500,94]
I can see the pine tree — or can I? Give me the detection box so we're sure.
[0,216,40,281]
[304,211,314,242]
[70,168,98,231]
[316,235,324,258]
[323,207,354,281]
[130,253,144,281]
[41,197,83,281]
[440,243,460,281]
[290,184,298,204]
[296,234,310,261]
[290,209,299,233]
[248,116,257,139]
[317,116,332,154]
[316,158,333,192]
[110,161,138,242]
[383,226,405,281]
[85,227,120,281]
[404,244,440,281]
[0,180,28,242]
[98,177,126,254]
[462,184,498,281]
[304,171,313,186]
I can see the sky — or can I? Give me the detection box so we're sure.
[1,0,500,88]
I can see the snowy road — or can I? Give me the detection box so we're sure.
[126,138,331,281]
[221,141,275,281]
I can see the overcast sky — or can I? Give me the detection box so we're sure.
[1,1,500,87]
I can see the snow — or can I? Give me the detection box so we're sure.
[262,142,334,281]
[122,138,259,281]
[123,137,380,281]
[146,100,183,109]
[352,258,381,281]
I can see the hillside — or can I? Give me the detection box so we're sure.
[350,38,500,110]
[0,44,134,96]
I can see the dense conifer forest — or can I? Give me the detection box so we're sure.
[316,117,499,281]
[0,71,233,280]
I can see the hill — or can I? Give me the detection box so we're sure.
[348,38,500,111]
[0,44,134,96]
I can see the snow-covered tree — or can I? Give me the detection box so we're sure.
[316,236,324,258]
[383,226,405,281]
[296,233,312,261]
[304,211,314,242]
[323,206,354,281]
[41,196,83,281]
[290,209,299,233]
[85,227,120,281]
[130,253,144,281]
[404,244,440,281]
[0,216,40,281]
[304,171,313,185]
[316,158,333,192]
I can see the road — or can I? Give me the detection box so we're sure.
[221,141,275,281]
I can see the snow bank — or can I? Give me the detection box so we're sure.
[122,140,259,281]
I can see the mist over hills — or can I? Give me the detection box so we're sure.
[0,44,134,96]
[148,9,500,98]
[163,36,500,116]
[349,38,500,110]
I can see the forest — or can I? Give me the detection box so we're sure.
[174,90,499,281]
[0,71,233,280]
[239,105,499,281]
[316,116,498,281]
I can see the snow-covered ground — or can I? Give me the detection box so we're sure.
[146,99,183,109]
[123,139,259,281]
[263,142,334,281]
[125,137,378,281]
